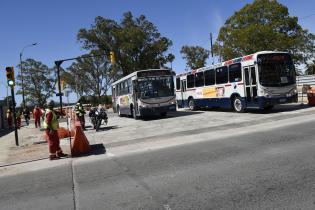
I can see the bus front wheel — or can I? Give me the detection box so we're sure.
[233,97,245,113]
[117,106,122,117]
[132,106,138,120]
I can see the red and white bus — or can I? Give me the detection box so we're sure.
[176,51,297,112]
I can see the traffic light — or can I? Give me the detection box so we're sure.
[61,79,65,91]
[110,51,116,64]
[6,67,15,86]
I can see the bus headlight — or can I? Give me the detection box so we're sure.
[260,89,271,98]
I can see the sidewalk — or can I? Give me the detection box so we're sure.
[0,122,70,167]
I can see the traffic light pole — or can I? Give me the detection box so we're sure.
[11,87,19,146]
[20,53,26,109]
[55,61,63,115]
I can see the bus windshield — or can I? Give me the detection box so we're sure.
[258,54,296,87]
[137,76,174,99]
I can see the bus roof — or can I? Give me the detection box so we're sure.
[112,69,172,86]
[176,51,289,77]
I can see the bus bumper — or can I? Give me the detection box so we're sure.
[258,94,298,108]
[139,104,177,116]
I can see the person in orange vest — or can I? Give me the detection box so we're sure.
[6,108,13,129]
[43,101,68,160]
[33,105,41,128]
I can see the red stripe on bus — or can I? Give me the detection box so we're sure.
[237,82,244,85]
[225,84,232,87]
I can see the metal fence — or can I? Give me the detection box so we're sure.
[297,74,315,103]
[297,74,315,87]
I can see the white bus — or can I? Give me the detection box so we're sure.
[176,51,297,112]
[112,69,176,119]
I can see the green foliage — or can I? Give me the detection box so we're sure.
[16,59,56,106]
[77,11,173,76]
[213,0,315,64]
[62,50,117,102]
[305,59,315,75]
[180,45,210,69]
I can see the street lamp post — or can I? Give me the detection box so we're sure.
[20,42,38,108]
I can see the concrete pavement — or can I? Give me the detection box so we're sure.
[0,110,315,209]
[0,105,315,209]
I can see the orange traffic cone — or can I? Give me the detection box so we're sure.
[71,123,91,156]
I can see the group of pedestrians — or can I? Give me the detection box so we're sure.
[6,105,44,129]
[5,100,88,160]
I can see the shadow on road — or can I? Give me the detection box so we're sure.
[0,129,14,138]
[197,104,313,114]
[141,110,203,121]
[72,143,106,158]
[247,104,312,114]
[96,125,119,132]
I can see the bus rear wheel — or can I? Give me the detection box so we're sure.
[233,96,245,113]
[188,98,196,111]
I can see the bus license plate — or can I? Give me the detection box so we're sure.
[279,98,286,103]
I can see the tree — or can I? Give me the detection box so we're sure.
[16,59,56,106]
[180,45,210,69]
[167,54,175,69]
[62,51,116,103]
[213,0,315,64]
[77,11,174,76]
[305,59,315,75]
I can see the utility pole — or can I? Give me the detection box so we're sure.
[20,43,38,109]
[210,33,214,65]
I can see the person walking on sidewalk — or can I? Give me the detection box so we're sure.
[23,107,30,126]
[75,100,86,130]
[43,101,68,160]
[16,109,22,129]
[33,105,41,128]
[6,108,13,129]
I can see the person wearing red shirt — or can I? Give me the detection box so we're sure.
[33,105,41,128]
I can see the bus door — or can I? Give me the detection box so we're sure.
[243,66,257,103]
[181,79,187,107]
[112,86,117,112]
[132,80,139,114]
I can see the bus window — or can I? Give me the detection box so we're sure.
[251,66,256,85]
[195,72,204,87]
[216,66,228,84]
[128,79,132,93]
[229,63,242,82]
[204,69,215,86]
[187,74,195,88]
[176,77,180,90]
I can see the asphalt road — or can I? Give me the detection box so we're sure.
[1,111,315,210]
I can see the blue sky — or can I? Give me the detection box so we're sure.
[0,0,314,104]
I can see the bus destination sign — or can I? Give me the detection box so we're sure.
[137,70,172,77]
